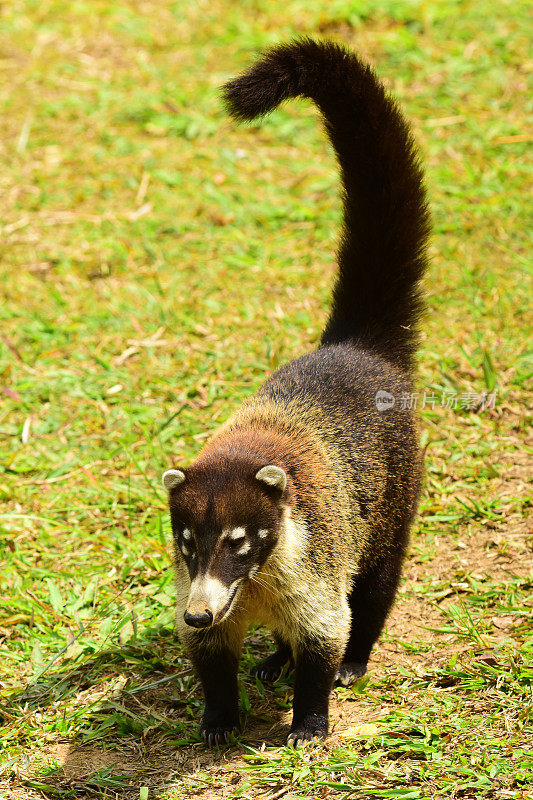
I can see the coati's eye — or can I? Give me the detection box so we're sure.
[225,527,251,556]
[225,527,245,544]
[180,540,194,558]
[178,527,195,558]
[234,539,251,556]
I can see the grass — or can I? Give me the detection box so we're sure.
[0,0,531,797]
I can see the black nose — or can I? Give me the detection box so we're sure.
[184,609,213,628]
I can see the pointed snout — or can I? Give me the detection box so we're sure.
[184,607,213,628]
[184,575,240,628]
[184,597,215,628]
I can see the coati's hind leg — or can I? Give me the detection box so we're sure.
[337,538,407,687]
[253,635,293,682]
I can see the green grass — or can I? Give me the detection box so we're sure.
[0,0,531,797]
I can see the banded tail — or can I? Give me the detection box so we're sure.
[222,38,430,371]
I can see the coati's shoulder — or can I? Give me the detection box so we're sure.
[229,342,419,454]
[258,342,413,407]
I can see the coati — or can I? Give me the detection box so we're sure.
[162,38,430,747]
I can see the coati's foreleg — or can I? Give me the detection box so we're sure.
[288,636,342,746]
[183,627,243,746]
[336,539,407,686]
[287,595,350,746]
[253,634,293,682]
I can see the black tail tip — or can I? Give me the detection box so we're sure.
[221,37,333,122]
[221,74,270,122]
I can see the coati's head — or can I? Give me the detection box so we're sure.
[162,460,287,629]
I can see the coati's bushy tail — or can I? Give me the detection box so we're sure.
[222,39,430,372]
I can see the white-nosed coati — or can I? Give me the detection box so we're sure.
[162,38,430,747]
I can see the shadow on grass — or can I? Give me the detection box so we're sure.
[4,626,290,798]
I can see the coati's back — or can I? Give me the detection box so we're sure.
[162,39,430,747]
[223,345,423,572]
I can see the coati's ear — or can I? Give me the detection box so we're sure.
[162,469,186,492]
[255,465,287,492]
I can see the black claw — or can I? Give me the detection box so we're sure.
[287,724,327,747]
[255,666,281,682]
[253,647,292,684]
[335,661,368,687]
[200,724,238,748]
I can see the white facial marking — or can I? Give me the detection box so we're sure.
[182,528,192,540]
[181,543,191,556]
[258,529,269,539]
[237,541,251,556]
[187,573,240,619]
[249,565,259,578]
[228,527,246,541]
[189,574,226,607]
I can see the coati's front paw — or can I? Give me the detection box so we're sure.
[335,661,367,686]
[253,650,292,682]
[201,710,239,747]
[201,723,238,747]
[287,714,328,747]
